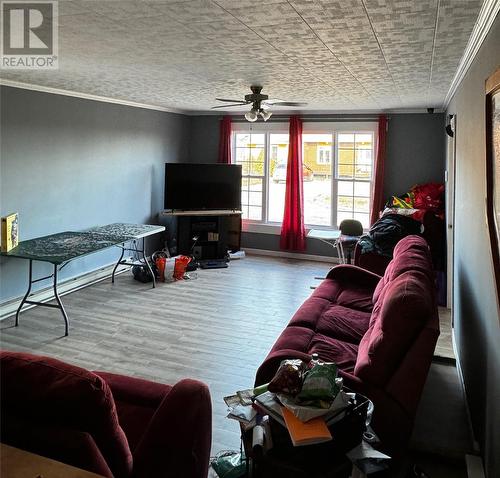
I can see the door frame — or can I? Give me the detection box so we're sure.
[445,114,457,318]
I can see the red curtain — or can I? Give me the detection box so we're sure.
[280,115,306,251]
[218,116,232,164]
[370,114,388,225]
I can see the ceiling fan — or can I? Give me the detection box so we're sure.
[212,86,307,122]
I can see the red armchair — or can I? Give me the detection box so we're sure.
[0,351,212,478]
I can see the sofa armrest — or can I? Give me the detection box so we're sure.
[132,379,211,478]
[326,265,382,290]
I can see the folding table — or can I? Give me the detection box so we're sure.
[0,223,165,336]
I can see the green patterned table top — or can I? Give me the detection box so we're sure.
[0,223,165,265]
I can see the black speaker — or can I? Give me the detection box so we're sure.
[193,245,203,260]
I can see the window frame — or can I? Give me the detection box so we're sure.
[233,123,289,225]
[233,121,377,232]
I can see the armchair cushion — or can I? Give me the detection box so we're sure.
[94,372,172,452]
[0,351,132,478]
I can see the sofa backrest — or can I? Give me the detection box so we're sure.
[354,236,437,387]
[0,350,133,477]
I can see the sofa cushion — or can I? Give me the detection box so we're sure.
[315,305,371,344]
[308,334,358,374]
[289,277,374,332]
[0,351,133,478]
[355,270,434,386]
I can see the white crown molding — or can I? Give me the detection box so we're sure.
[0,79,189,115]
[189,107,440,116]
[0,79,443,116]
[443,0,500,108]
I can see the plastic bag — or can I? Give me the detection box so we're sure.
[173,255,191,280]
[278,386,349,422]
[210,450,246,478]
[268,359,307,396]
[297,362,340,401]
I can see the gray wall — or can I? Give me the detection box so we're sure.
[446,14,500,478]
[0,86,190,303]
[189,113,445,256]
[384,113,445,198]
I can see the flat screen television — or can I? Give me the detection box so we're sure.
[164,163,242,211]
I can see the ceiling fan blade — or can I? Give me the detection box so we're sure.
[215,98,249,103]
[211,104,248,109]
[263,100,307,106]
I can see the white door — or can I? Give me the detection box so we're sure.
[445,115,456,317]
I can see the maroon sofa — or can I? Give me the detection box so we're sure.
[255,235,439,454]
[0,351,212,478]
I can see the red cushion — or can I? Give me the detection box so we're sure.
[289,278,374,333]
[94,372,172,453]
[94,371,171,408]
[315,305,371,344]
[315,275,375,312]
[0,351,132,477]
[355,270,434,385]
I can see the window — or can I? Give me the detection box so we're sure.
[336,133,373,227]
[233,122,375,229]
[234,132,265,220]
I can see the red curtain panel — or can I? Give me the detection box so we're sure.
[370,114,388,225]
[280,115,306,251]
[218,116,232,164]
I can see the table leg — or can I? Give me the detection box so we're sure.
[140,237,156,288]
[52,265,70,336]
[15,259,33,327]
[111,245,125,283]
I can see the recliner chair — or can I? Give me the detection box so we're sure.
[0,350,212,478]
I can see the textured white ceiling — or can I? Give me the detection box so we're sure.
[0,0,484,112]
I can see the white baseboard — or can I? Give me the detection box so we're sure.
[452,330,481,454]
[0,263,130,321]
[243,247,339,264]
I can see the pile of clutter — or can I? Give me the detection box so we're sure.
[212,354,390,477]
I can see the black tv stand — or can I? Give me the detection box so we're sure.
[161,210,242,262]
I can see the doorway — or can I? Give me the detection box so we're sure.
[445,114,456,320]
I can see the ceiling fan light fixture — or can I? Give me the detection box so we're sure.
[260,109,272,121]
[245,109,258,122]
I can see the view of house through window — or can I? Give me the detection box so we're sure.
[233,126,374,229]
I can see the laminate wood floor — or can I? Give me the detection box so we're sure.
[0,255,455,457]
[0,255,331,455]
